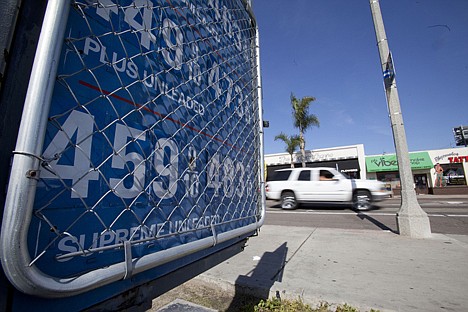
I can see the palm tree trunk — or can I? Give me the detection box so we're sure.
[289,153,294,168]
[300,132,306,167]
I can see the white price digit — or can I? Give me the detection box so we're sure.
[188,43,202,86]
[207,154,221,196]
[183,173,199,198]
[95,0,118,21]
[183,147,200,198]
[124,0,156,50]
[223,157,235,198]
[153,138,178,199]
[162,18,184,70]
[234,85,245,119]
[208,62,222,98]
[96,0,156,51]
[41,110,99,198]
[109,124,146,199]
[235,162,245,198]
[225,76,234,107]
[245,164,253,198]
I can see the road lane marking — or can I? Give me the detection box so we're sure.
[266,210,468,217]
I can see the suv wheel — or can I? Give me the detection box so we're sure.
[353,190,371,211]
[281,192,297,210]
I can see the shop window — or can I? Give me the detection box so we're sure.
[376,172,400,183]
[442,163,466,186]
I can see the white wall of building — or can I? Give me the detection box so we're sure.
[365,147,468,188]
[264,144,367,179]
[427,147,468,187]
[265,144,468,187]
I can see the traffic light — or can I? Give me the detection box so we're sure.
[464,128,468,146]
[453,126,468,147]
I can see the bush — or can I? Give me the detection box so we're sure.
[253,297,380,312]
[254,297,314,312]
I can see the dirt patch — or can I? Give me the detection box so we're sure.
[147,277,264,312]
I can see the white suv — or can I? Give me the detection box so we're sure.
[265,167,391,210]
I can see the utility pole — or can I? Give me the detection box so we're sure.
[369,0,431,238]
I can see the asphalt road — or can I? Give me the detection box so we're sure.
[265,195,468,235]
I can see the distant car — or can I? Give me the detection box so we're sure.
[265,167,391,210]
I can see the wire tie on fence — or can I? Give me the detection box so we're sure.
[12,150,44,161]
[211,224,218,246]
[123,240,133,280]
[12,151,47,179]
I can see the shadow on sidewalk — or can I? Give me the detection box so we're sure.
[226,242,288,311]
[355,211,397,233]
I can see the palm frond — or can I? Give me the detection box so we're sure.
[275,132,301,155]
[290,92,319,167]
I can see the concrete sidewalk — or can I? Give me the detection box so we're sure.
[196,225,468,312]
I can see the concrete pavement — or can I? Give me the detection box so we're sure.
[195,225,468,312]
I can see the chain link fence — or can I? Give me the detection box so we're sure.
[1,0,264,298]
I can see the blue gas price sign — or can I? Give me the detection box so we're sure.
[1,0,263,297]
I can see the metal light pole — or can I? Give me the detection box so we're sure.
[369,0,431,238]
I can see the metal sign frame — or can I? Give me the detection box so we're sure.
[1,0,265,298]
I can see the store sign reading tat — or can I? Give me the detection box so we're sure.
[448,156,468,163]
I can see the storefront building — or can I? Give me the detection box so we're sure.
[366,147,468,194]
[265,144,366,179]
[265,145,467,194]
[265,144,468,195]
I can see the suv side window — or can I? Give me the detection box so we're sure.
[298,170,311,181]
[319,170,335,181]
[267,170,292,181]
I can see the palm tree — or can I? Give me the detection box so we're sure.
[274,133,301,168]
[290,93,320,167]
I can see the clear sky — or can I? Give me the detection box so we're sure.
[251,0,468,156]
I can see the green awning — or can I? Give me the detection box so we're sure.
[366,152,433,172]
